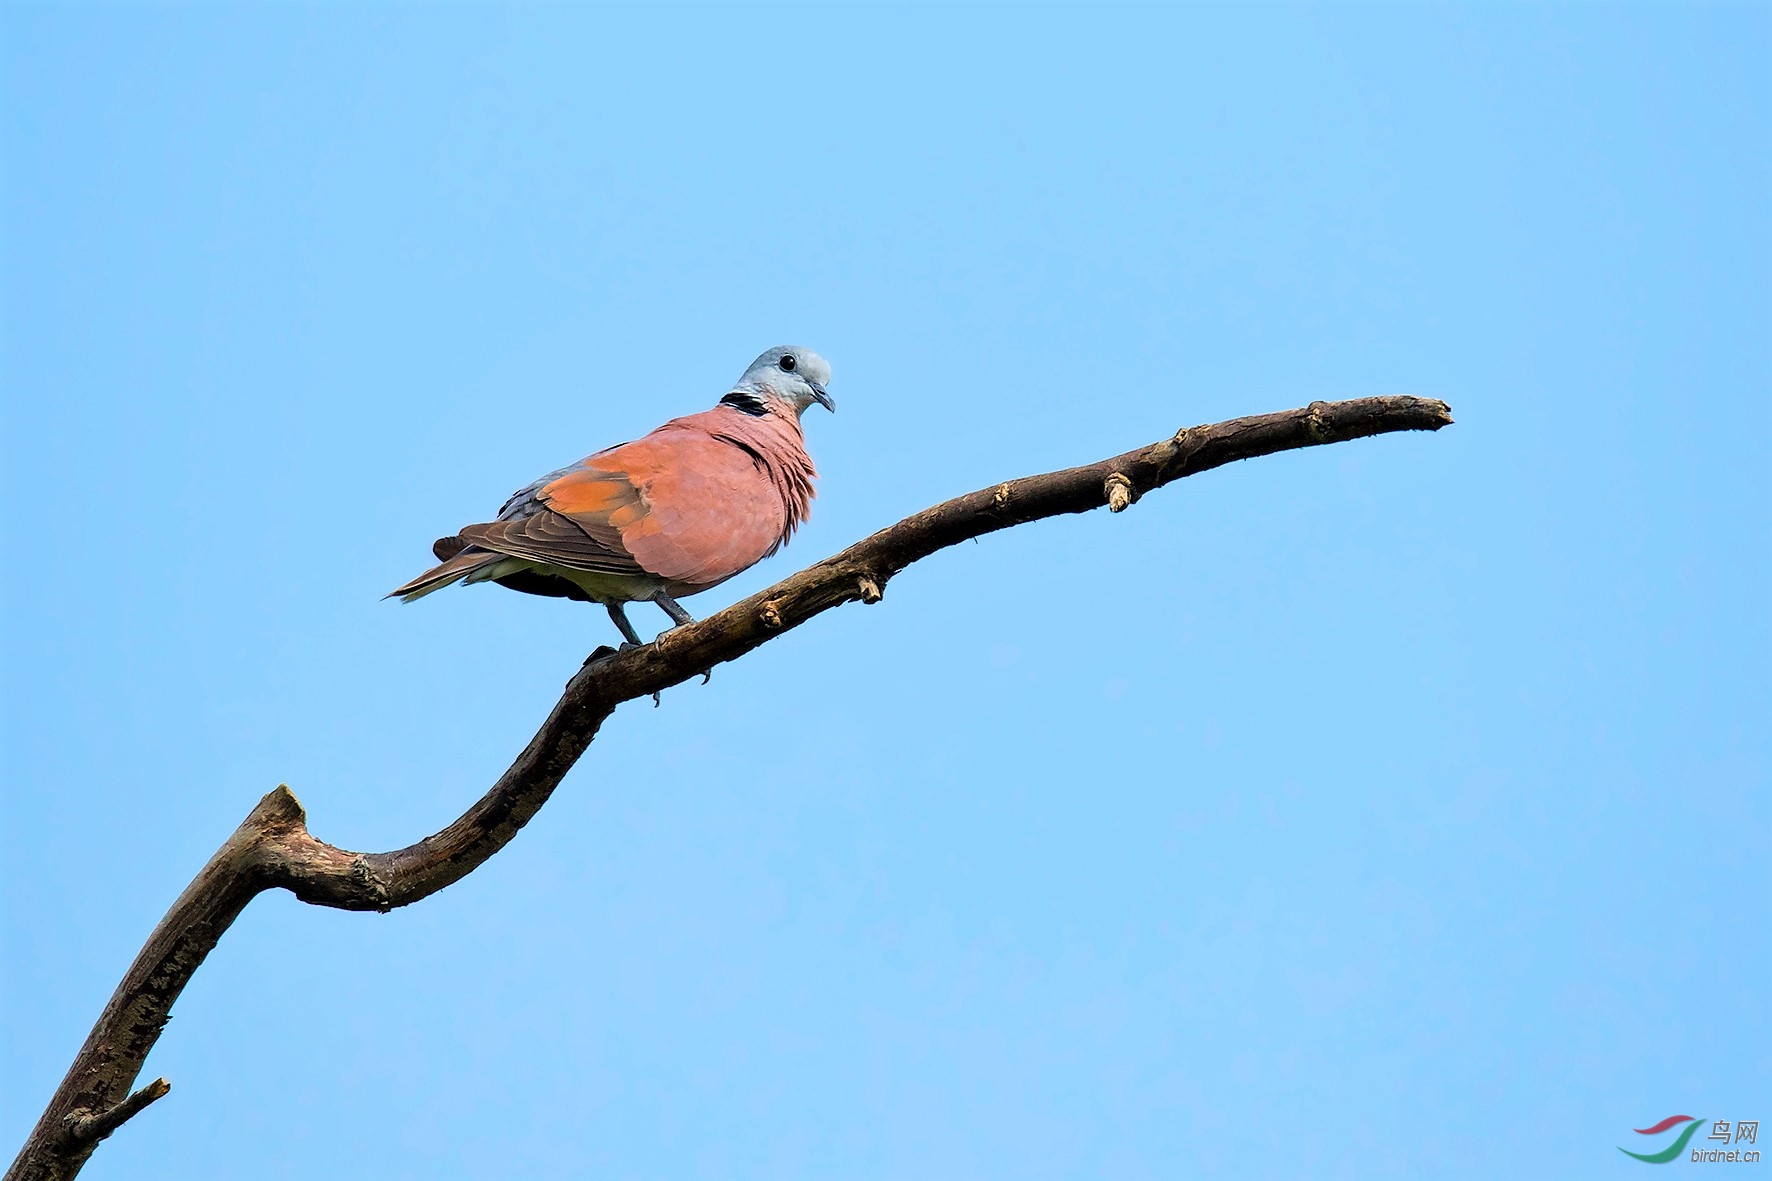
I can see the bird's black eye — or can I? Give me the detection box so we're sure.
[779,354,796,371]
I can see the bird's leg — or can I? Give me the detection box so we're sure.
[649,590,712,683]
[650,590,696,628]
[606,601,646,649]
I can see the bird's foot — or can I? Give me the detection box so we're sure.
[581,643,662,705]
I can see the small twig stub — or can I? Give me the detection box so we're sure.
[63,1078,170,1148]
[1104,472,1136,512]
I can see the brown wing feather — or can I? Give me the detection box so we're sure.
[450,458,655,576]
[534,467,647,559]
[458,507,646,576]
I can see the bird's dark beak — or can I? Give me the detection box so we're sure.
[809,383,835,412]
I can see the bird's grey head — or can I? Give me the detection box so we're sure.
[731,346,834,416]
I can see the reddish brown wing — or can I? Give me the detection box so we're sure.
[458,465,648,577]
[531,464,651,569]
[545,416,792,588]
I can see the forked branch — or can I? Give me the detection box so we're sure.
[8,395,1452,1181]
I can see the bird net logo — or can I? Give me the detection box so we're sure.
[1620,1116,1761,1165]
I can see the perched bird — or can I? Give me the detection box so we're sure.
[389,346,834,647]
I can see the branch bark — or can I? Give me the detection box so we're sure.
[8,395,1452,1181]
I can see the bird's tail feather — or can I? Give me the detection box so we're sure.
[386,538,496,602]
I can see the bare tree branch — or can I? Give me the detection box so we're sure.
[7,395,1452,1181]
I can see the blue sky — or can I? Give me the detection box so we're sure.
[2,4,1766,1178]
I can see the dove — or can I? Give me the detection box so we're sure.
[389,346,834,647]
